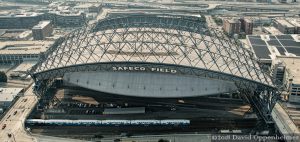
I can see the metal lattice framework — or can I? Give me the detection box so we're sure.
[31,14,277,123]
[32,15,272,87]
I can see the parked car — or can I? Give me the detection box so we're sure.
[2,124,6,130]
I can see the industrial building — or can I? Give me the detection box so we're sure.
[287,19,300,34]
[263,27,283,35]
[32,21,53,40]
[0,88,23,109]
[0,12,44,29]
[247,34,300,59]
[0,40,54,63]
[73,3,102,13]
[274,19,296,34]
[270,57,300,107]
[244,17,272,27]
[275,57,300,104]
[247,34,300,106]
[0,12,87,29]
[0,29,32,41]
[46,12,86,27]
[0,51,39,63]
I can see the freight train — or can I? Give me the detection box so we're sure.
[26,119,190,126]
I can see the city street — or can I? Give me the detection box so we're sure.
[0,84,38,142]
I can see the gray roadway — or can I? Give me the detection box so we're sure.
[0,85,87,142]
[0,84,38,142]
[62,0,300,12]
[99,134,211,142]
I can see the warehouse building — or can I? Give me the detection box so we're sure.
[73,3,102,13]
[0,40,54,63]
[287,19,300,34]
[274,19,295,34]
[0,12,44,29]
[247,34,300,106]
[0,88,23,110]
[46,12,86,27]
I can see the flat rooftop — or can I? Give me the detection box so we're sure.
[247,34,300,59]
[244,19,253,23]
[49,11,83,16]
[73,4,94,9]
[277,57,300,84]
[0,88,23,102]
[289,20,300,27]
[0,40,53,55]
[0,12,42,18]
[263,27,283,35]
[0,29,5,36]
[13,61,38,73]
[32,21,51,30]
[0,64,14,72]
[225,19,240,23]
[276,19,295,28]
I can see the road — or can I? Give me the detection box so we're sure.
[272,103,300,142]
[205,15,219,29]
[0,84,38,142]
[88,8,110,25]
[62,0,300,11]
[99,133,211,142]
[205,15,225,37]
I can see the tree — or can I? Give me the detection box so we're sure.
[263,23,271,27]
[0,71,7,82]
[94,134,103,139]
[158,139,169,142]
[200,14,206,23]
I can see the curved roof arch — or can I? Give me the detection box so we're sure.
[32,14,273,89]
[93,14,208,34]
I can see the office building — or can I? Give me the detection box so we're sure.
[223,19,241,36]
[240,18,254,35]
[32,21,53,40]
